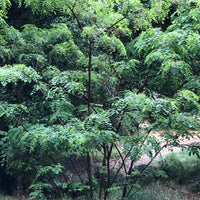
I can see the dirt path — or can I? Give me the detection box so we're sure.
[108,137,200,173]
[133,138,200,167]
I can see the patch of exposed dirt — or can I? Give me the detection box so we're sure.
[108,133,200,174]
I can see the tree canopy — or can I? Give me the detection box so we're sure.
[0,0,200,199]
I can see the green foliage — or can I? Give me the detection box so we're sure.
[49,41,85,69]
[160,150,200,183]
[0,0,200,199]
[1,125,69,175]
[0,64,40,86]
[176,90,200,113]
[0,0,11,17]
[0,102,27,121]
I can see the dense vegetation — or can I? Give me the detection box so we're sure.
[0,0,200,199]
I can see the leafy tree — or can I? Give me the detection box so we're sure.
[0,0,200,199]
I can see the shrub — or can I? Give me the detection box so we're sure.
[160,149,200,183]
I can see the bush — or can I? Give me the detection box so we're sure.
[160,149,200,183]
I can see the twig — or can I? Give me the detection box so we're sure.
[125,142,168,199]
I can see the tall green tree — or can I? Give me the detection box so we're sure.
[0,0,200,199]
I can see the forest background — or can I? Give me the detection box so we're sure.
[0,0,200,199]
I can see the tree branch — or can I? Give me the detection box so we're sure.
[67,4,83,30]
[106,11,130,32]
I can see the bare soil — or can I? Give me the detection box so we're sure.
[135,135,200,166]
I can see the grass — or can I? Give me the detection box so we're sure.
[130,181,200,200]
[1,181,200,200]
[70,181,200,200]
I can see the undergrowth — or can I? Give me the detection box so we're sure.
[160,149,200,184]
[50,181,199,200]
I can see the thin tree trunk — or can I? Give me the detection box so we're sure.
[122,129,152,199]
[104,143,113,200]
[99,143,106,199]
[87,41,93,199]
[87,152,93,199]
[88,42,92,116]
